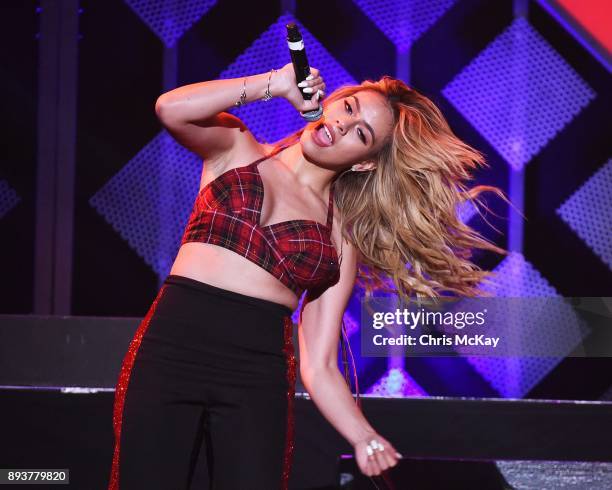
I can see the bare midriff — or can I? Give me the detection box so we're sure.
[169,242,300,312]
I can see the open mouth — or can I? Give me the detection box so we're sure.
[314,122,333,146]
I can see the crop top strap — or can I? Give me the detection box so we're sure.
[252,144,291,168]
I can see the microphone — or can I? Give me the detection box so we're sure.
[285,22,323,122]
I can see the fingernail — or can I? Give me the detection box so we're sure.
[297,81,307,88]
[303,87,313,93]
[395,452,403,458]
[306,74,314,80]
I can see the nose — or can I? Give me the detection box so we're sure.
[335,118,346,135]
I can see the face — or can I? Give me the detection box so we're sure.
[301,89,394,170]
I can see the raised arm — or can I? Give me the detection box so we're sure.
[154,70,280,162]
[154,64,325,162]
[298,237,401,477]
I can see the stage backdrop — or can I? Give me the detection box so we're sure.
[1,0,611,401]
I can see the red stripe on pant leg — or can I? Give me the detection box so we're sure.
[108,285,167,490]
[281,315,296,490]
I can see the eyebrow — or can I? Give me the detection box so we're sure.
[352,95,376,145]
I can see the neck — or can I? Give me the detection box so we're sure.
[277,141,338,199]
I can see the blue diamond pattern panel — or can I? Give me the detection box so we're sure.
[457,198,477,224]
[479,251,559,297]
[90,130,201,278]
[366,367,427,397]
[0,180,20,219]
[342,310,360,338]
[461,252,590,398]
[222,13,357,145]
[556,158,612,271]
[352,0,457,51]
[124,0,217,47]
[442,17,596,171]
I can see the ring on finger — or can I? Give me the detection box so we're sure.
[369,439,384,452]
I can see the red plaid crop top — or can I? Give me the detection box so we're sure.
[180,144,342,298]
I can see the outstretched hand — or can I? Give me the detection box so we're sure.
[353,431,402,477]
[274,62,326,113]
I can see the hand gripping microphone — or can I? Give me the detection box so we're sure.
[286,22,323,122]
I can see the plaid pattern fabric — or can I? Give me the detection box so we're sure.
[181,145,341,298]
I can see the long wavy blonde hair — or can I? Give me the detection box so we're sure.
[273,76,512,304]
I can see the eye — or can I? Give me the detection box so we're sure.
[357,129,366,144]
[345,100,367,145]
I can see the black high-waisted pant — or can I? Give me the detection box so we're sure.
[108,275,296,490]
